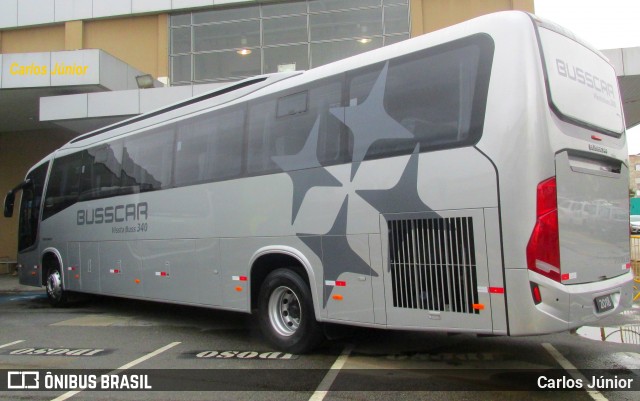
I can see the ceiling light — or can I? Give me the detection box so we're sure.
[237,48,252,55]
[357,38,372,44]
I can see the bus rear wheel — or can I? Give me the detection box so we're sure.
[46,266,67,307]
[257,268,323,354]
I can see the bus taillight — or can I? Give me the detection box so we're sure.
[526,177,561,282]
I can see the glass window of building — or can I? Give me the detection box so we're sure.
[170,0,410,84]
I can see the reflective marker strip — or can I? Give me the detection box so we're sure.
[325,281,346,287]
[478,287,504,294]
[623,263,631,270]
[109,269,121,274]
[155,272,169,277]
[67,267,76,271]
[561,272,577,281]
[232,276,247,281]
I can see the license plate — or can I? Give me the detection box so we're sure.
[594,294,614,313]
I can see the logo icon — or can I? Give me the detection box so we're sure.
[7,371,40,389]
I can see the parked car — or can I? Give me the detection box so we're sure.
[630,215,640,234]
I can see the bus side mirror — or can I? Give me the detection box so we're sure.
[4,191,15,218]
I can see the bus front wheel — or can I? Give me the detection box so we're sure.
[257,268,323,354]
[46,267,67,307]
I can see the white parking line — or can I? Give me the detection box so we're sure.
[308,344,353,401]
[50,341,181,401]
[0,340,24,349]
[542,342,608,401]
[117,341,181,370]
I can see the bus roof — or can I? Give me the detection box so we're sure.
[65,71,302,147]
[58,11,539,152]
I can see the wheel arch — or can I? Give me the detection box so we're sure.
[41,247,63,287]
[249,246,321,319]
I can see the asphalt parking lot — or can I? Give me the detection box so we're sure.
[0,274,638,401]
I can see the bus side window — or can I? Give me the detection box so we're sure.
[312,79,349,166]
[383,45,481,151]
[122,127,175,192]
[81,142,123,200]
[43,153,83,220]
[276,91,307,118]
[247,97,285,174]
[174,106,244,186]
[345,63,414,160]
[247,78,344,175]
[339,37,491,161]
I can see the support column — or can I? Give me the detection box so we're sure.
[65,20,83,50]
[410,0,424,38]
[157,14,169,81]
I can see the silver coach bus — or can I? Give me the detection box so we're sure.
[4,12,634,353]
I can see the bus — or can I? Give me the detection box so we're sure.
[4,11,634,353]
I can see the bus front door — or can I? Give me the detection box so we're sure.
[14,163,49,287]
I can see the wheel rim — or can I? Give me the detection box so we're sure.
[46,270,63,302]
[268,286,301,337]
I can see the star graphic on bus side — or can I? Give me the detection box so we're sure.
[356,144,433,215]
[272,117,342,224]
[286,62,433,308]
[329,61,414,181]
[298,196,378,307]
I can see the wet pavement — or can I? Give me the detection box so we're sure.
[0,273,639,400]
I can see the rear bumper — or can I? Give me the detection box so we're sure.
[505,268,634,335]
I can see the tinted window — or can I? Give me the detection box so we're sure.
[247,97,281,174]
[175,107,245,186]
[277,91,308,117]
[43,153,83,220]
[122,128,175,192]
[346,34,493,160]
[247,78,344,174]
[80,142,123,201]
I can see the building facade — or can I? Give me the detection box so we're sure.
[0,0,568,260]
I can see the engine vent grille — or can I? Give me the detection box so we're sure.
[388,216,479,314]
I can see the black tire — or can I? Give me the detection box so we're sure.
[45,266,68,307]
[257,268,323,354]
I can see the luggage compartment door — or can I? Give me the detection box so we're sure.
[381,209,493,331]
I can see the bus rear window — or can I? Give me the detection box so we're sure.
[538,27,624,137]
